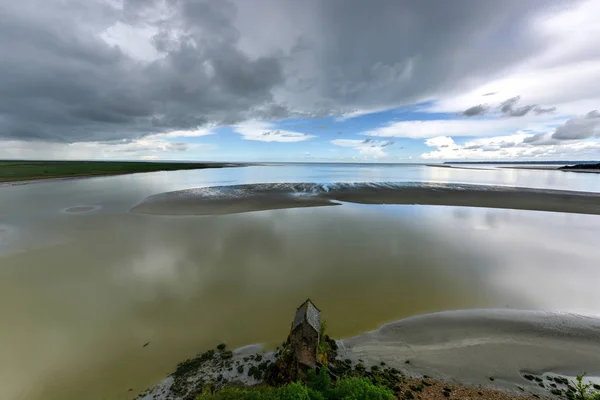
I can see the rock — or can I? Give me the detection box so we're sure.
[566,391,575,400]
[217,343,226,351]
[535,377,543,383]
[142,342,150,348]
[517,386,525,391]
[550,383,557,388]
[405,360,411,364]
[255,354,263,362]
[409,384,424,393]
[405,390,415,399]
[550,389,562,396]
[221,350,233,359]
[488,377,495,382]
[594,384,600,390]
[523,374,535,381]
[443,391,450,398]
[539,382,545,388]
[237,365,244,374]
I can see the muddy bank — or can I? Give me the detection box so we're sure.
[130,182,600,216]
[340,309,600,395]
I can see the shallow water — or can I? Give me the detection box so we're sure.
[1,163,600,400]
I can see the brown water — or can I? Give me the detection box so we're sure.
[2,164,600,400]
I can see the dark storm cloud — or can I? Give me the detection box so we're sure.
[287,0,567,114]
[0,0,284,142]
[552,110,600,140]
[533,106,557,115]
[499,96,537,117]
[522,133,560,146]
[0,0,573,143]
[462,96,555,118]
[462,105,488,117]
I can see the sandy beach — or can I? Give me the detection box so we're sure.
[340,309,600,395]
[131,182,600,216]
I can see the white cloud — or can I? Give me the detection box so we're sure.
[425,136,456,148]
[100,21,161,62]
[364,116,564,139]
[421,133,600,160]
[331,138,395,158]
[148,128,216,140]
[233,121,314,142]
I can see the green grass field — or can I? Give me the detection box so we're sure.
[0,160,239,183]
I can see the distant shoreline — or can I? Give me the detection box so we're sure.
[0,160,247,186]
[429,163,600,173]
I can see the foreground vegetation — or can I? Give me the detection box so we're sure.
[0,160,240,183]
[197,369,393,400]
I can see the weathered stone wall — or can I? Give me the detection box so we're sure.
[291,323,319,368]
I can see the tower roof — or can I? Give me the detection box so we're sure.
[292,298,321,332]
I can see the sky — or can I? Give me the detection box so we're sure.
[1,0,600,162]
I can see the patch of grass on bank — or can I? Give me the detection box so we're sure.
[0,160,240,183]
[197,369,394,400]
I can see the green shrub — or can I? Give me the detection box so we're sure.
[196,383,324,400]
[307,368,331,394]
[196,375,393,400]
[573,373,600,400]
[280,382,323,400]
[330,377,395,400]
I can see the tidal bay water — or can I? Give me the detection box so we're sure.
[1,163,600,400]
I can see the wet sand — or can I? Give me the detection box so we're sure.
[340,309,600,396]
[131,182,600,216]
[64,206,99,213]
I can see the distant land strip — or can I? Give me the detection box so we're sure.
[0,160,246,184]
